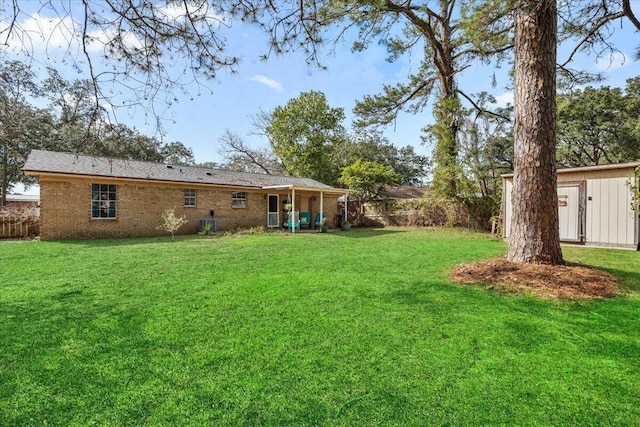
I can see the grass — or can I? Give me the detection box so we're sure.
[1,228,639,426]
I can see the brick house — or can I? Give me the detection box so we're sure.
[23,150,345,240]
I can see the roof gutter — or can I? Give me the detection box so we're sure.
[262,184,348,194]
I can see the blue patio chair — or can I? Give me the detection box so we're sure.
[284,211,301,231]
[314,212,327,228]
[299,212,311,228]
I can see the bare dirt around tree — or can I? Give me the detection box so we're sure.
[451,258,619,300]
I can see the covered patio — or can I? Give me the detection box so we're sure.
[262,184,349,233]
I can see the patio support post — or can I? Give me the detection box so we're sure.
[344,192,348,224]
[292,188,296,234]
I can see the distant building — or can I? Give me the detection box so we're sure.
[5,194,40,209]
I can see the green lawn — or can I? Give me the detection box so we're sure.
[1,228,639,426]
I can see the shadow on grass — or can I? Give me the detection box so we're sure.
[608,268,640,294]
[50,234,201,247]
[329,228,406,238]
[54,228,406,246]
[563,259,640,295]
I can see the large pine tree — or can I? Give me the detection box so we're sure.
[507,0,563,264]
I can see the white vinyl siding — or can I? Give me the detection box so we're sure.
[586,177,636,246]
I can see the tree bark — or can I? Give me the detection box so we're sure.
[431,2,460,198]
[508,0,564,264]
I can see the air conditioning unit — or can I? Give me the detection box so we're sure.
[199,219,218,233]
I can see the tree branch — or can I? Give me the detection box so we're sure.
[384,0,448,82]
[457,90,511,122]
[623,0,640,31]
[2,0,21,45]
[80,0,104,136]
[560,10,625,68]
[453,43,514,61]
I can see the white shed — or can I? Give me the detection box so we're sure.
[502,162,640,250]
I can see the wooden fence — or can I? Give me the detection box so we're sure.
[0,216,40,239]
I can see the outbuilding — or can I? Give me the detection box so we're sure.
[502,162,640,250]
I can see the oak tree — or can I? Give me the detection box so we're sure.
[266,91,346,186]
[340,159,399,199]
[556,77,640,167]
[0,61,55,206]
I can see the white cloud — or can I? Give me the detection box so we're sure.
[493,91,514,107]
[249,75,283,91]
[595,52,628,72]
[1,13,77,52]
[1,5,226,57]
[0,13,114,55]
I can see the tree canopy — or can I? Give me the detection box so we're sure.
[266,90,346,186]
[217,92,429,187]
[339,159,400,202]
[335,132,429,187]
[1,1,249,118]
[0,61,55,205]
[0,60,193,206]
[557,78,640,167]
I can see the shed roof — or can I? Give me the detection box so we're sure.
[501,161,640,178]
[23,150,343,192]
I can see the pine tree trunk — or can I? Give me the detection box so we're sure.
[431,2,460,198]
[432,96,460,198]
[507,0,564,265]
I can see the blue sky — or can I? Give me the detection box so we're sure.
[2,1,639,195]
[127,15,639,166]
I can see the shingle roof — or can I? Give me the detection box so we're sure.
[23,150,341,191]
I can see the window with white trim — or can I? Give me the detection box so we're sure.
[232,192,247,208]
[91,184,117,219]
[184,189,196,207]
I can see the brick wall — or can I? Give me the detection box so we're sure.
[39,176,340,240]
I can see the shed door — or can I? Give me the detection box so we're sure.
[558,184,583,242]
